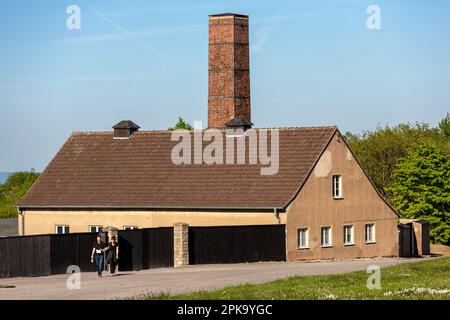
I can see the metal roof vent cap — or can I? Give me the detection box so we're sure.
[225,115,253,137]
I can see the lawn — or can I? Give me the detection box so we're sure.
[138,257,450,300]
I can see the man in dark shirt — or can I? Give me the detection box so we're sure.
[91,235,107,277]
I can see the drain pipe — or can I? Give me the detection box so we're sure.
[273,208,281,224]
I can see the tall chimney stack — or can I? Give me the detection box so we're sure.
[208,13,251,128]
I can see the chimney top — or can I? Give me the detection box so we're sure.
[209,13,249,18]
[112,120,140,138]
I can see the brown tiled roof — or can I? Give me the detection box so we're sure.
[17,127,337,209]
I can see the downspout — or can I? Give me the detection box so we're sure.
[273,208,281,224]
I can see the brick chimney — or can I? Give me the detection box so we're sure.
[208,13,251,128]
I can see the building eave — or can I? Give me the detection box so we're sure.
[16,205,285,212]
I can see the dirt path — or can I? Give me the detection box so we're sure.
[0,258,424,300]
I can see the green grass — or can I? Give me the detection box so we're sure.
[137,257,450,300]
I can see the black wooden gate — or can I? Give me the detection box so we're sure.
[188,225,286,265]
[398,224,413,257]
[118,227,174,271]
[143,227,174,269]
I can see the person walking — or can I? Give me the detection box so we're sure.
[91,235,107,277]
[106,236,119,276]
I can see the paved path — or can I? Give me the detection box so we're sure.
[0,258,424,300]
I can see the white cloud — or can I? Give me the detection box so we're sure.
[75,0,175,63]
[250,11,317,55]
[66,74,128,82]
[251,25,276,56]
[60,24,204,44]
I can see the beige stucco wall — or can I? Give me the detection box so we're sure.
[20,209,285,236]
[286,133,399,261]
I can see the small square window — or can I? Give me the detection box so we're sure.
[332,175,343,198]
[56,225,70,234]
[89,225,103,233]
[297,228,309,249]
[343,225,354,245]
[321,227,332,247]
[365,224,376,243]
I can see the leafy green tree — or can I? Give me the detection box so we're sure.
[386,142,450,245]
[344,122,447,197]
[439,112,450,138]
[168,117,193,131]
[0,171,40,218]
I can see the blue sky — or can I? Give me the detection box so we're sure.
[0,0,449,172]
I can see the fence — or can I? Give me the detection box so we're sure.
[118,227,174,271]
[0,233,97,278]
[0,224,285,278]
[188,225,286,264]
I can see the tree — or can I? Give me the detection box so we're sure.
[439,112,450,138]
[168,117,193,131]
[0,171,40,218]
[344,122,447,198]
[386,142,450,245]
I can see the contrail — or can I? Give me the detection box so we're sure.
[79,0,174,63]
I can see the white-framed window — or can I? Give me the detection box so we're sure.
[123,226,138,230]
[321,226,332,247]
[332,175,343,199]
[365,224,376,243]
[343,225,354,245]
[297,228,309,249]
[56,225,70,234]
[89,225,103,233]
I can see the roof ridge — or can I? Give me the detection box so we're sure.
[253,126,338,130]
[71,126,338,135]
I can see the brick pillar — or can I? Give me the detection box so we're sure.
[104,226,119,242]
[174,223,189,267]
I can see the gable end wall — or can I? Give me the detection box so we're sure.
[285,132,399,260]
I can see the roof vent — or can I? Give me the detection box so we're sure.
[112,120,140,138]
[225,115,253,131]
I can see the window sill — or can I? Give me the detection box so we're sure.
[365,241,376,244]
[298,247,310,250]
[333,196,344,200]
[344,243,355,247]
[321,245,333,248]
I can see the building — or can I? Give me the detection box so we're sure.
[16,13,399,260]
[0,218,18,237]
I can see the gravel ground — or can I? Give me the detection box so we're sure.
[0,257,425,300]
